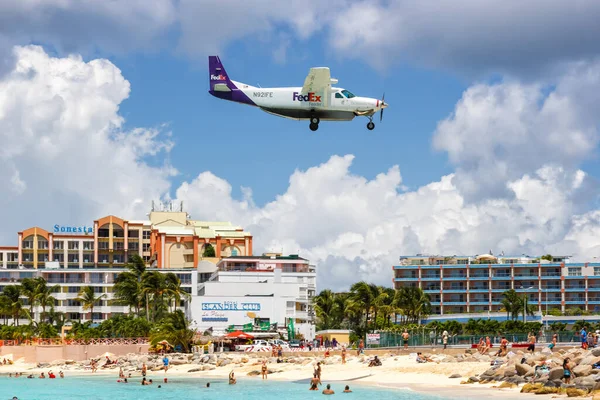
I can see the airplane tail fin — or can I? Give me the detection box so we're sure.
[209,56,235,92]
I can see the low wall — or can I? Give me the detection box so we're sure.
[0,344,150,363]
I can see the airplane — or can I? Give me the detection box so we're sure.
[208,55,388,131]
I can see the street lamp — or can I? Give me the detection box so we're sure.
[520,286,534,323]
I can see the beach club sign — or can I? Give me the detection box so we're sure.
[53,224,94,235]
[366,333,380,344]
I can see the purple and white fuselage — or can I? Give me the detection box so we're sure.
[208,56,388,131]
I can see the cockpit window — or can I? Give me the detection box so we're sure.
[335,93,344,99]
[341,89,355,98]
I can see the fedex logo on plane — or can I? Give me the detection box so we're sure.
[293,92,322,102]
[211,74,227,81]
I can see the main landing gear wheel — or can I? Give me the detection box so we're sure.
[367,121,375,130]
[309,123,319,131]
[310,116,320,125]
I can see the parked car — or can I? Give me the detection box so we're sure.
[235,339,270,351]
[268,339,290,348]
[289,339,301,348]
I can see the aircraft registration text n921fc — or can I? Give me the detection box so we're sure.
[207,55,389,131]
[253,92,273,98]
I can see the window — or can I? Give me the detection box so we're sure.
[568,267,582,276]
[341,89,355,98]
[143,243,150,252]
[143,231,151,239]
[335,93,343,99]
[595,267,600,276]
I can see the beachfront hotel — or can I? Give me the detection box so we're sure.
[0,203,253,323]
[191,254,317,340]
[393,253,600,316]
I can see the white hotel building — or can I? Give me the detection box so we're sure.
[190,254,317,340]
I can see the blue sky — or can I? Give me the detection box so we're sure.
[1,1,600,290]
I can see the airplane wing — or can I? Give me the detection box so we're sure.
[301,67,331,107]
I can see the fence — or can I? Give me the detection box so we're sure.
[0,337,149,347]
[366,331,582,348]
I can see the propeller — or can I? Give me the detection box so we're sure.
[379,92,385,122]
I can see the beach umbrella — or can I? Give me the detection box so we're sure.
[225,330,254,340]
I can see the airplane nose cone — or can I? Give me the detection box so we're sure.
[381,102,388,109]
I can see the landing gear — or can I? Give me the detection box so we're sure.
[309,114,320,131]
[367,121,375,130]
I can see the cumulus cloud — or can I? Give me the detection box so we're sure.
[0,0,176,74]
[432,60,600,202]
[174,153,598,291]
[328,0,600,77]
[0,45,175,243]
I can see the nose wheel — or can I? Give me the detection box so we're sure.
[309,115,320,131]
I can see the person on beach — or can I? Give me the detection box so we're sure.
[119,367,125,378]
[581,327,588,349]
[402,330,410,350]
[163,356,169,373]
[142,363,147,377]
[494,337,508,356]
[59,371,64,378]
[563,358,572,384]
[477,338,485,353]
[229,370,236,385]
[484,336,491,353]
[527,332,536,353]
[91,359,97,373]
[430,330,436,346]
[341,346,347,364]
[343,385,352,392]
[261,360,268,380]
[549,333,557,351]
[358,339,364,355]
[315,362,322,384]
[309,373,320,390]
[442,330,449,350]
[322,384,335,395]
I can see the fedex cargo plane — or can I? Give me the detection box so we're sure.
[208,56,388,131]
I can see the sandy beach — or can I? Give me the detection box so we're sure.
[0,350,550,399]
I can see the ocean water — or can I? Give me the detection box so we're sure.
[0,375,444,400]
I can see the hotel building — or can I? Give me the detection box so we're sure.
[190,253,317,340]
[0,204,253,323]
[394,253,600,315]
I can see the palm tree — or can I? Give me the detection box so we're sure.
[501,289,523,320]
[20,277,39,320]
[2,285,24,325]
[114,255,146,315]
[141,271,168,322]
[150,310,196,352]
[350,281,376,332]
[396,286,431,324]
[76,286,107,322]
[164,273,191,313]
[36,280,60,323]
[313,289,337,330]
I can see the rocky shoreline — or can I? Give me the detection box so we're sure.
[449,347,600,397]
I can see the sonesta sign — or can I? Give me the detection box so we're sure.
[53,224,93,234]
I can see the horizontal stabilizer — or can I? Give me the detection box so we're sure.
[213,83,231,92]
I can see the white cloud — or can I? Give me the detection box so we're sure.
[327,0,600,77]
[432,60,600,202]
[0,45,175,242]
[0,0,176,74]
[175,153,598,291]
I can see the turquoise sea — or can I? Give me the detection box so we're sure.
[0,375,444,400]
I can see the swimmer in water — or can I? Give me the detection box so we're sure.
[322,384,335,395]
[229,370,237,385]
[309,373,320,390]
[343,385,352,392]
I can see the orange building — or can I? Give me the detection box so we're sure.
[0,207,253,270]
